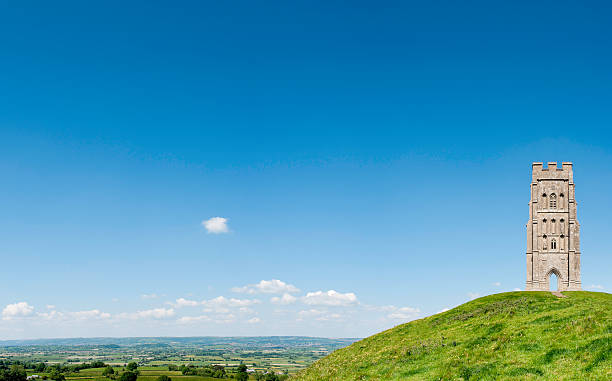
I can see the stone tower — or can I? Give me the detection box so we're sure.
[526,162,581,291]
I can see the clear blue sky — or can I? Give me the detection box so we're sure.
[0,1,610,339]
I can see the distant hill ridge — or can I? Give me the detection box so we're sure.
[0,336,358,347]
[293,291,611,380]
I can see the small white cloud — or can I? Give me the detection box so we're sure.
[513,288,522,292]
[270,293,297,305]
[138,308,175,319]
[297,309,345,322]
[238,307,255,314]
[2,302,34,320]
[232,279,300,294]
[213,313,236,324]
[37,310,64,320]
[492,282,501,287]
[200,296,261,313]
[174,298,200,308]
[202,217,229,234]
[387,306,421,320]
[46,305,56,310]
[71,309,111,320]
[141,293,159,300]
[467,292,481,300]
[173,296,260,311]
[588,284,604,290]
[437,308,450,314]
[112,298,119,302]
[204,296,261,307]
[303,290,358,306]
[119,308,175,320]
[367,304,421,319]
[315,313,345,322]
[247,317,261,324]
[177,315,211,324]
[297,309,325,319]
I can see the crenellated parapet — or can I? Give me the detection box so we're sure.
[532,162,574,181]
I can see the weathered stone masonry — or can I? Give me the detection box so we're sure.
[526,162,581,291]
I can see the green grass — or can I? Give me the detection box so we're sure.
[293,291,612,380]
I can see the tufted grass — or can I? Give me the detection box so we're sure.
[293,291,611,380]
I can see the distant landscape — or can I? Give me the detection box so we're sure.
[2,1,611,380]
[0,337,357,380]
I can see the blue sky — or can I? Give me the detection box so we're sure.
[0,1,611,339]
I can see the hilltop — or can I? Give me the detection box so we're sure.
[293,291,611,380]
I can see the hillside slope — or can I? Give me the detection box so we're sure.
[293,292,611,380]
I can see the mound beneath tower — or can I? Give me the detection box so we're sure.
[293,291,611,380]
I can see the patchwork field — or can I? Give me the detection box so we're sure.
[24,367,219,381]
[0,337,357,377]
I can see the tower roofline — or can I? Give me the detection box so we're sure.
[532,162,573,181]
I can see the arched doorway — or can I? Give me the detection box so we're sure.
[547,269,561,291]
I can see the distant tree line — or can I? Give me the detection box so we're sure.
[1,358,288,381]
[0,360,112,381]
[250,369,289,381]
[179,364,226,378]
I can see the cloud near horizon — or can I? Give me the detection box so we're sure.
[71,309,111,320]
[172,296,261,312]
[588,284,604,290]
[270,293,297,305]
[1,281,427,339]
[118,308,176,320]
[232,279,300,294]
[2,302,34,320]
[302,290,358,306]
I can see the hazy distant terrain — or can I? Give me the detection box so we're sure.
[0,336,357,376]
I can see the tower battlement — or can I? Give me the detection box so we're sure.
[532,162,573,182]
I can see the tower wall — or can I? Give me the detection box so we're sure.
[526,162,581,291]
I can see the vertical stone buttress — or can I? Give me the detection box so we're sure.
[526,162,581,291]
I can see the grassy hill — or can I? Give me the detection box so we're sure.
[293,291,611,380]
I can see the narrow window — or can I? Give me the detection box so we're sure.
[560,218,565,234]
[551,239,557,249]
[560,235,565,250]
[549,193,557,209]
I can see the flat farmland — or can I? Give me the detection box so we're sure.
[57,368,219,381]
[1,337,358,377]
